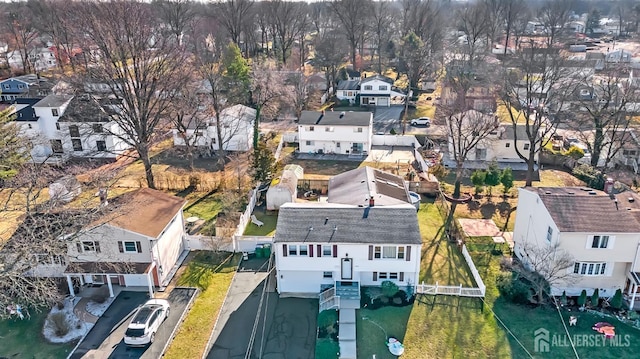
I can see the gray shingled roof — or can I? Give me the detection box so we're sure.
[328,167,411,206]
[298,110,372,126]
[361,75,394,84]
[33,94,73,108]
[503,125,531,141]
[337,80,360,90]
[529,187,640,233]
[274,203,421,244]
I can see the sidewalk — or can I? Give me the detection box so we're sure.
[73,297,99,324]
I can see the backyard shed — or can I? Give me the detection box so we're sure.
[266,165,304,210]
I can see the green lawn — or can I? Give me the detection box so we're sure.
[164,251,241,359]
[181,191,223,236]
[357,306,413,359]
[243,211,277,236]
[402,205,640,358]
[0,310,75,359]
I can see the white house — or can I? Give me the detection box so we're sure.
[328,166,413,207]
[62,188,188,297]
[11,94,73,163]
[298,110,373,155]
[446,111,534,167]
[56,95,131,159]
[359,75,405,107]
[336,80,360,104]
[513,187,640,306]
[274,202,422,301]
[172,104,255,152]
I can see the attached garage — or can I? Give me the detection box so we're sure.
[122,274,150,287]
[377,97,389,106]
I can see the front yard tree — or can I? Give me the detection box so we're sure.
[250,62,288,148]
[518,241,576,303]
[330,0,371,70]
[74,0,188,189]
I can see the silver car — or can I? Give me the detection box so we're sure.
[124,299,170,347]
[410,117,431,126]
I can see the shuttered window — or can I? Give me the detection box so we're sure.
[309,244,314,257]
[332,245,338,257]
[373,272,377,281]
[118,241,142,253]
[282,244,288,257]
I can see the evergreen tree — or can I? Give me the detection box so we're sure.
[500,168,514,195]
[586,9,601,34]
[610,289,623,310]
[251,141,276,183]
[484,162,501,196]
[591,288,600,307]
[470,169,486,195]
[578,289,587,307]
[560,291,567,306]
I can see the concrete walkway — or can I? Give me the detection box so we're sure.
[73,297,99,324]
[338,308,357,359]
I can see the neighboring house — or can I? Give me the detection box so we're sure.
[266,164,304,210]
[513,187,640,305]
[0,74,51,102]
[7,47,58,71]
[339,68,361,81]
[441,83,497,113]
[57,95,131,159]
[336,80,360,104]
[359,75,405,107]
[307,72,328,92]
[298,110,373,155]
[274,202,422,298]
[11,94,73,163]
[172,104,256,152]
[606,49,632,64]
[447,111,532,166]
[63,188,188,297]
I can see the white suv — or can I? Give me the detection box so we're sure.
[410,117,431,126]
[124,299,170,347]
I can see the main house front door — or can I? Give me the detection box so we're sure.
[341,258,353,280]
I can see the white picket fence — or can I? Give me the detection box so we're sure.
[233,236,274,253]
[185,234,233,251]
[232,187,259,239]
[274,136,285,161]
[415,244,486,298]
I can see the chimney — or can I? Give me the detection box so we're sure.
[322,109,325,115]
[369,197,375,207]
[604,178,615,194]
[615,199,619,210]
[340,111,345,118]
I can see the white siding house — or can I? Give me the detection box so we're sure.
[298,110,373,155]
[274,203,422,299]
[359,75,405,107]
[173,104,255,152]
[513,187,640,307]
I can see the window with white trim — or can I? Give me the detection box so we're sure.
[322,245,332,256]
[373,245,403,259]
[77,241,100,253]
[288,245,299,256]
[524,143,530,150]
[378,85,388,91]
[591,235,609,248]
[364,85,373,90]
[308,126,315,132]
[573,262,607,276]
[546,226,553,242]
[119,241,142,253]
[323,271,333,278]
[354,127,363,133]
[306,140,314,146]
[299,245,308,256]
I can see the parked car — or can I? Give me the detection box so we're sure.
[124,299,170,346]
[410,117,431,126]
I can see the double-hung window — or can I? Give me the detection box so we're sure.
[591,235,609,248]
[573,262,607,276]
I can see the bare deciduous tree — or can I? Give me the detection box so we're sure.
[265,0,308,66]
[155,0,197,46]
[516,241,576,302]
[72,0,188,189]
[330,0,370,70]
[3,4,38,73]
[213,0,254,51]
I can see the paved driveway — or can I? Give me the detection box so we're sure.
[373,106,404,134]
[70,288,196,359]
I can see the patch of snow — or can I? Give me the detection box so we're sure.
[86,296,116,317]
[42,297,93,344]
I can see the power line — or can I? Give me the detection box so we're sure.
[480,298,535,359]
[244,255,275,359]
[552,297,580,359]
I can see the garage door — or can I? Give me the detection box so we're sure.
[122,274,149,287]
[378,98,389,106]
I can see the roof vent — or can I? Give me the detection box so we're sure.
[629,197,635,203]
[568,191,575,195]
[340,111,345,118]
[588,191,597,195]
[545,191,552,194]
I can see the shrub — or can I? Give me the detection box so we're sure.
[318,309,338,329]
[578,290,587,307]
[560,291,568,306]
[390,128,397,135]
[500,168,514,195]
[50,312,70,337]
[470,170,486,195]
[91,287,110,304]
[381,280,400,298]
[484,162,501,196]
[566,146,584,159]
[591,288,600,307]
[611,289,623,310]
[572,164,605,190]
[497,272,530,305]
[428,164,448,181]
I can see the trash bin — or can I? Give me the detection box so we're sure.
[262,244,271,257]
[255,244,264,258]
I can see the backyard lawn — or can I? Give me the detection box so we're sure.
[163,251,241,359]
[243,210,277,236]
[0,310,75,359]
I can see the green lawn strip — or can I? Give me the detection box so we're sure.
[316,338,340,359]
[243,211,277,236]
[356,306,412,359]
[163,251,241,359]
[316,310,339,359]
[0,310,74,359]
